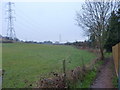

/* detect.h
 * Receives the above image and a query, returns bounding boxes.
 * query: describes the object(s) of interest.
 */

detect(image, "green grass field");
[2,43,96,88]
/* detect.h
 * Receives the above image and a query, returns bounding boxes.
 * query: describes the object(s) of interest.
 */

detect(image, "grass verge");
[105,52,118,88]
[112,75,118,88]
[69,60,103,88]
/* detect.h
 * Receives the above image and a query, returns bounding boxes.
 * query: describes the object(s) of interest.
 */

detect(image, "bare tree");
[76,0,118,60]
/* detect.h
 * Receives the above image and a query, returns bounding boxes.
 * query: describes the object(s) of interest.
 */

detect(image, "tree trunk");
[100,46,104,60]
[98,35,104,60]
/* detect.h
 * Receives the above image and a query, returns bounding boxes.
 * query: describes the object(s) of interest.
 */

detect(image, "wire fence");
[112,42,120,77]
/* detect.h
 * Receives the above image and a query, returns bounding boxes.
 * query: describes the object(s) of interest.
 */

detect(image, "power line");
[15,7,41,30]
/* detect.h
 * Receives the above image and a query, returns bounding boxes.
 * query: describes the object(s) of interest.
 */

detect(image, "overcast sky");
[0,1,88,43]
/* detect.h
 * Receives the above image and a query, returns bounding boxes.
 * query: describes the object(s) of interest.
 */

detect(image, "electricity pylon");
[6,2,16,40]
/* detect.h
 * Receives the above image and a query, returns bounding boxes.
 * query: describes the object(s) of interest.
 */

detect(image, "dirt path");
[91,57,115,88]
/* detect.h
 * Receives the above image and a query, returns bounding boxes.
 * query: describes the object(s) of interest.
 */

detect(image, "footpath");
[91,57,115,88]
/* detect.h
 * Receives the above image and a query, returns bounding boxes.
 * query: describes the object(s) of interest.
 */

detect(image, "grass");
[111,64,118,88]
[69,60,103,88]
[110,58,118,88]
[80,60,103,88]
[104,52,112,58]
[112,75,118,88]
[2,43,96,88]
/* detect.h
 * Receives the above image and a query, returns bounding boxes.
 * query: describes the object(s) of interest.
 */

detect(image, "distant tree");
[76,0,118,60]
[72,41,81,46]
[65,42,71,45]
[14,38,19,42]
[44,41,53,44]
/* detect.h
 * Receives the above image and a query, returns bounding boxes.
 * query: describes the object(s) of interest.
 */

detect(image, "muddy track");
[91,57,115,88]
